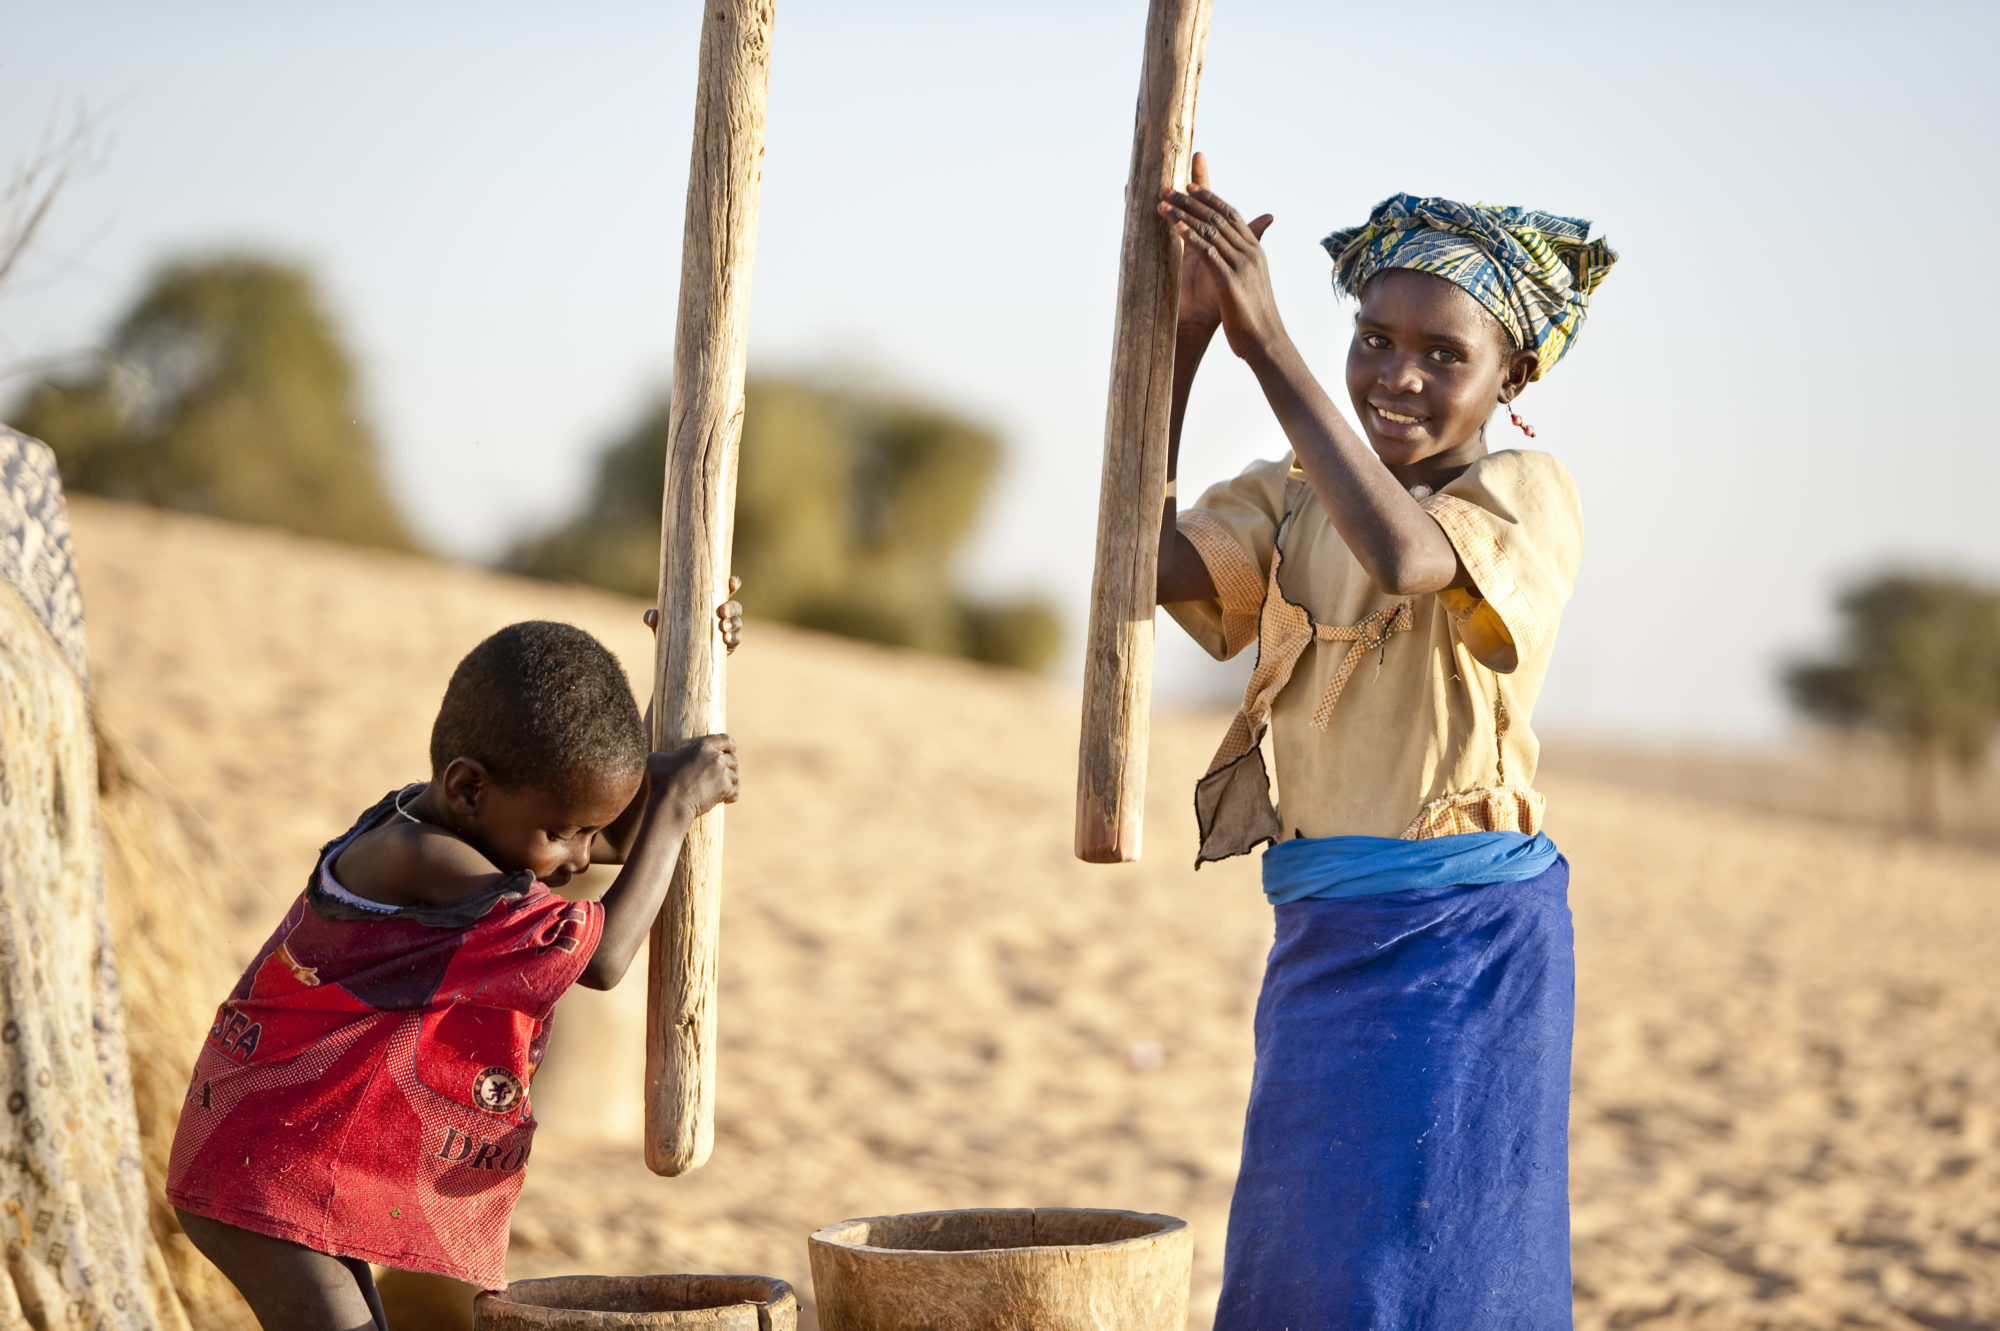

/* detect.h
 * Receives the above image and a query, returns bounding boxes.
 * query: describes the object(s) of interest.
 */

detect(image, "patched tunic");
[1166,448,1582,864]
[165,791,603,1289]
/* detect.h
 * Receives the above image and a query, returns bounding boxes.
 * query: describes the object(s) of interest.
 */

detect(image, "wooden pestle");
[1075,0,1213,863]
[646,0,774,1178]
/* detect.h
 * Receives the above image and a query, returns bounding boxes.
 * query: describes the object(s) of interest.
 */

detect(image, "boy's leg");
[339,1256,390,1331]
[176,1209,388,1331]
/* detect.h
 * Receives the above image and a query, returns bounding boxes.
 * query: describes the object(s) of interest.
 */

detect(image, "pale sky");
[4,0,1996,740]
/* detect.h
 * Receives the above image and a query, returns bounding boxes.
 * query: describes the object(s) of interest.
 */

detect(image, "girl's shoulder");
[1203,451,1303,506]
[1456,447,1577,495]
[1445,449,1582,532]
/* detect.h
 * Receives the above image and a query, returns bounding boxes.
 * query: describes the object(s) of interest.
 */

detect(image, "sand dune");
[69,497,2000,1330]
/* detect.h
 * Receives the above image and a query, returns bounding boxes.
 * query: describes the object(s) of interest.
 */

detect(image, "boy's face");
[1344,269,1536,475]
[461,766,641,888]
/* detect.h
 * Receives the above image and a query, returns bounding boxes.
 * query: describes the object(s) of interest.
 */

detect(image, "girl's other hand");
[641,575,744,655]
[1158,159,1278,362]
[652,734,739,820]
[1172,152,1231,335]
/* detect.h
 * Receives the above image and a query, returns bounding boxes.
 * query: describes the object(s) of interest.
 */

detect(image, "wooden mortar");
[808,1207,1192,1331]
[473,1274,796,1331]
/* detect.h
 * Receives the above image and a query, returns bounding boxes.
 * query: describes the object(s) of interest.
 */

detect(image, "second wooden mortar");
[472,1274,796,1330]
[808,1207,1191,1331]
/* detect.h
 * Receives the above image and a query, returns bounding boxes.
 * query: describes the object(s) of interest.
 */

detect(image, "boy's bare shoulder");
[331,820,504,908]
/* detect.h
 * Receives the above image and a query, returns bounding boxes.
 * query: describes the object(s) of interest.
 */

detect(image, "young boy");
[168,605,740,1331]
[1154,156,1613,1328]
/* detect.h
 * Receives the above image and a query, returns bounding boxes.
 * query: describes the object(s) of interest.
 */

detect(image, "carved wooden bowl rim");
[477,1272,794,1316]
[808,1206,1188,1257]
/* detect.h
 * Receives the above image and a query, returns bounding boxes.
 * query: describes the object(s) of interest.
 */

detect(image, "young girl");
[1154,156,1614,1329]
[167,605,741,1331]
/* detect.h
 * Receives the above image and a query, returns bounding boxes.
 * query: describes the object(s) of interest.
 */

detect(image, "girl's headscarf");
[1321,195,1616,379]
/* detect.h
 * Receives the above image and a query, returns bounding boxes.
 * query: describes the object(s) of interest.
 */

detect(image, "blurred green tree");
[1784,572,2000,830]
[8,256,414,550]
[507,378,1061,671]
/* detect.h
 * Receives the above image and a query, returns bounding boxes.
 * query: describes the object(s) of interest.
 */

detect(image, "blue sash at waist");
[1261,829,1560,904]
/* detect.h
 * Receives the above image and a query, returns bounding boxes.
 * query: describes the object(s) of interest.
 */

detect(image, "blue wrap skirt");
[1215,855,1574,1330]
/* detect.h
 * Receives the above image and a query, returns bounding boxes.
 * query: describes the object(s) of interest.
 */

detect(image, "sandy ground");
[1543,741,2000,850]
[68,497,2000,1330]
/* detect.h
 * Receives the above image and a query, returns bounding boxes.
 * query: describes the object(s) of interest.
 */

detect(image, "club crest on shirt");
[276,943,320,986]
[472,1067,523,1114]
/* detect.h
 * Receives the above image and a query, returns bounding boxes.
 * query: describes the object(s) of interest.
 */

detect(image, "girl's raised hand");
[1172,153,1235,334]
[1158,160,1278,363]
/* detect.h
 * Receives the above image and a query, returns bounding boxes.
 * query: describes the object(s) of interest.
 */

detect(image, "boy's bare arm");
[588,767,652,866]
[577,735,739,990]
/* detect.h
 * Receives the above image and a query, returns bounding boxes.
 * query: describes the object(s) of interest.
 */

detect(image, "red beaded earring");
[1506,402,1535,438]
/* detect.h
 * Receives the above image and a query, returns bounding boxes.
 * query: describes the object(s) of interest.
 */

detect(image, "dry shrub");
[506,377,1063,671]
[93,713,259,1331]
[13,257,417,554]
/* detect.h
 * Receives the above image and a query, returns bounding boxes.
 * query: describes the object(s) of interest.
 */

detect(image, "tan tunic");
[1166,448,1582,864]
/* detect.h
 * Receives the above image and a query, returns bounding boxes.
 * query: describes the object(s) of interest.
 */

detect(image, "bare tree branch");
[0,102,110,298]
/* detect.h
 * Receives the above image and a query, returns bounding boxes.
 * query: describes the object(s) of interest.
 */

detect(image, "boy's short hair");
[430,621,647,797]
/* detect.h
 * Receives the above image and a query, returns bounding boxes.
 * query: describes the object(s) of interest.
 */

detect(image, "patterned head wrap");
[1321,195,1616,379]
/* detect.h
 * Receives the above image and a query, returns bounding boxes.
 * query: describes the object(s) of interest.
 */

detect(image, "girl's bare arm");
[1157,321,1222,604]
[1156,153,1241,606]
[1156,185,1464,597]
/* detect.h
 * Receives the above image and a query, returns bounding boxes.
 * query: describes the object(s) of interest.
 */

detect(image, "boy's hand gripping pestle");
[647,0,773,1178]
[1076,0,1213,863]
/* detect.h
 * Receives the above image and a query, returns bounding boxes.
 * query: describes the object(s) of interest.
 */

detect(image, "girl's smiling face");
[1345,269,1538,478]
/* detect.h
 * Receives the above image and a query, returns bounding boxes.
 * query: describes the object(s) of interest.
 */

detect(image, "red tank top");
[166,791,603,1288]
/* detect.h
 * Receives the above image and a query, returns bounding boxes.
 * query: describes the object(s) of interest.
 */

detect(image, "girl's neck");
[1390,430,1487,494]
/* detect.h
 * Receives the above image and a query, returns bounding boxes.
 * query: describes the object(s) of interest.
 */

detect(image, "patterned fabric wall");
[0,428,187,1329]
[0,429,89,692]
